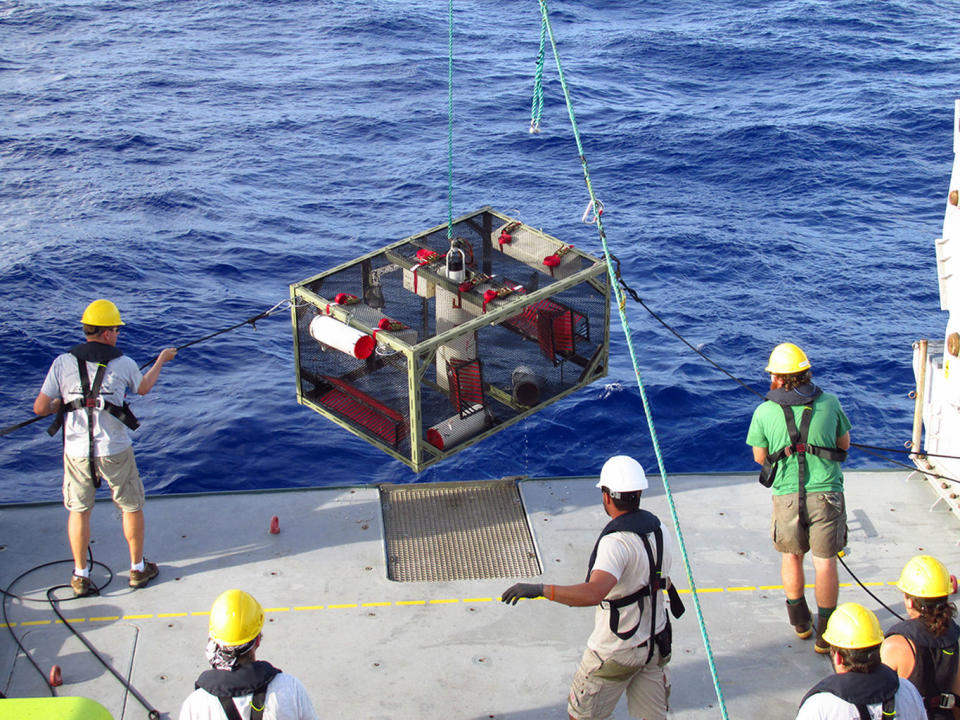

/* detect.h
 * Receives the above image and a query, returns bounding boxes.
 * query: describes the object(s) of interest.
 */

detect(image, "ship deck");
[1,469,957,719]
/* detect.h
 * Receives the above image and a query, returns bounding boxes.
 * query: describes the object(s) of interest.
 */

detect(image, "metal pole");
[911,339,929,467]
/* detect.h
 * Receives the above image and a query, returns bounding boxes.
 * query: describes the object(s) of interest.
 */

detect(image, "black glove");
[500,583,544,605]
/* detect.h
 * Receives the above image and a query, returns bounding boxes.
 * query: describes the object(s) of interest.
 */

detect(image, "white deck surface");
[1,470,958,719]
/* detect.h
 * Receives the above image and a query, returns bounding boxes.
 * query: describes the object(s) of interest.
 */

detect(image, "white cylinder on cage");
[426,405,490,450]
[309,315,375,360]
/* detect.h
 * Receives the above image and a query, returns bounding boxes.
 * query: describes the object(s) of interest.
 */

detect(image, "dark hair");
[601,488,641,512]
[834,644,881,673]
[907,594,957,637]
[774,370,812,391]
[83,324,107,337]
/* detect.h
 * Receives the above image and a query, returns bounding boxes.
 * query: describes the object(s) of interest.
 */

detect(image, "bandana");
[205,636,259,670]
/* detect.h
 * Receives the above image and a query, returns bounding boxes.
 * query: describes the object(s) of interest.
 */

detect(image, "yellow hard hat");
[820,602,884,649]
[896,555,952,598]
[765,342,810,374]
[80,299,124,327]
[208,589,264,647]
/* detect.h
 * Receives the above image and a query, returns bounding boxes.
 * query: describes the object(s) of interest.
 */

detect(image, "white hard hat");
[597,455,648,493]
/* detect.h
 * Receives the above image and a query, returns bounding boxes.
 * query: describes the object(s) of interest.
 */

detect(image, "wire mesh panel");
[380,479,542,582]
[290,207,610,472]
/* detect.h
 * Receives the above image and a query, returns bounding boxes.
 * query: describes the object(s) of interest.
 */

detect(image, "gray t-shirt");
[587,523,674,655]
[41,352,143,457]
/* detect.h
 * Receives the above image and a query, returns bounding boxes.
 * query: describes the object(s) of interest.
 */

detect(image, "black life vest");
[886,617,960,718]
[46,343,139,488]
[586,510,685,662]
[799,664,900,720]
[195,660,282,720]
[758,384,847,495]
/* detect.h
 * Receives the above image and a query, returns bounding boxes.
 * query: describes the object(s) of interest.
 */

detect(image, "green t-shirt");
[746,392,851,495]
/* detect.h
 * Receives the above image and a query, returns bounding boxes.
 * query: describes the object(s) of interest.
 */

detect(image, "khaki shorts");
[567,644,669,720]
[771,491,846,558]
[63,447,145,514]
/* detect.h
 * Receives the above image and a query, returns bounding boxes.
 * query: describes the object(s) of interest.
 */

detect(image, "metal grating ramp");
[380,479,542,582]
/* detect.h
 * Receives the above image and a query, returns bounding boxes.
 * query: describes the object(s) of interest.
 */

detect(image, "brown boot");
[814,612,832,654]
[786,598,813,639]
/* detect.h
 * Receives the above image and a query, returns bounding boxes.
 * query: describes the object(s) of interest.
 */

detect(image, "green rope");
[535,1,729,717]
[530,15,546,133]
[447,0,454,240]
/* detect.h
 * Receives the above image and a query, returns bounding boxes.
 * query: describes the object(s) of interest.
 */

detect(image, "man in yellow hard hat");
[33,299,177,596]
[796,602,926,718]
[179,589,319,720]
[881,555,960,718]
[747,342,851,653]
[500,456,684,720]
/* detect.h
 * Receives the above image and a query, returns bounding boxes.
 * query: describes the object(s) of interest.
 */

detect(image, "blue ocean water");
[1,0,957,504]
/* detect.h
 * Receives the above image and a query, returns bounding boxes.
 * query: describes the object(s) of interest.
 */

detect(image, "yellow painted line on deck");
[1,580,907,628]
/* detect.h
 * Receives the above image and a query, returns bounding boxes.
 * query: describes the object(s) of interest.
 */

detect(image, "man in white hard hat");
[33,299,177,596]
[747,342,851,654]
[500,455,683,720]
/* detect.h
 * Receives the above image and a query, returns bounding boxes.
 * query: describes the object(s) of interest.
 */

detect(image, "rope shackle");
[582,199,604,224]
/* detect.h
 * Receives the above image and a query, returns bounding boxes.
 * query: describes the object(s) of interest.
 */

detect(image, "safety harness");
[799,664,899,720]
[46,342,139,488]
[586,510,685,663]
[758,385,847,499]
[886,617,960,718]
[194,660,281,720]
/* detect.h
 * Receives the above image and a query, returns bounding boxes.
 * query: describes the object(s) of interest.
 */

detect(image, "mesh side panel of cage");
[295,288,412,452]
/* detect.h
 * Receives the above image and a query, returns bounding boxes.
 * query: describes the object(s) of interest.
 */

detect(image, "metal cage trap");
[289,207,611,472]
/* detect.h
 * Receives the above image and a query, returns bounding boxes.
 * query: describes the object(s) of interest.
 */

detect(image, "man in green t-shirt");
[747,342,851,654]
